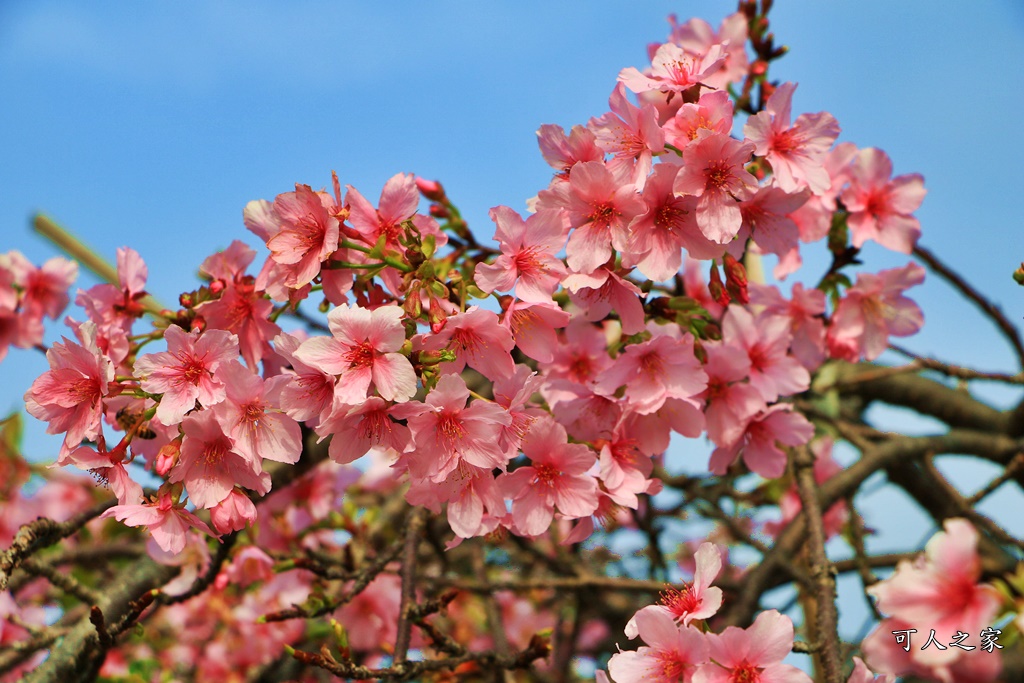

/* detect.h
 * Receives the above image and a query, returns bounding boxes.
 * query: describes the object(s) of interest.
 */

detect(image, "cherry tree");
[1,2,1022,682]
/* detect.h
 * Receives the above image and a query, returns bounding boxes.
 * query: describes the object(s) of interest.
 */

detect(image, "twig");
[0,499,116,591]
[919,457,1024,553]
[262,538,404,623]
[844,500,883,622]
[913,243,1024,369]
[157,531,239,606]
[428,575,685,594]
[888,344,1024,384]
[966,451,1024,505]
[19,558,101,604]
[288,634,551,682]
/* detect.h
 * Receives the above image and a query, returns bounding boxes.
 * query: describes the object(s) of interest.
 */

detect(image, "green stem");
[339,239,372,254]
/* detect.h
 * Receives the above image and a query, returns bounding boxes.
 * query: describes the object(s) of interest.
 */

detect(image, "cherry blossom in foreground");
[133,325,239,426]
[295,303,417,404]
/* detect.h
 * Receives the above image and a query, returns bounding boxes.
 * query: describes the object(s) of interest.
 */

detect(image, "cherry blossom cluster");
[602,524,1011,683]
[5,4,997,682]
[599,542,902,683]
[13,5,932,557]
[0,251,77,361]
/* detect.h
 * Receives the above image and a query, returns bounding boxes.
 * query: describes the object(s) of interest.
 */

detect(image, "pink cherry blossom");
[294,303,416,404]
[25,323,113,451]
[539,318,613,387]
[101,492,217,555]
[619,42,726,96]
[492,364,545,458]
[418,306,515,381]
[563,266,646,335]
[709,404,814,479]
[739,185,810,259]
[263,183,341,288]
[596,423,659,509]
[827,262,925,362]
[213,360,302,464]
[133,325,239,425]
[787,141,859,243]
[474,206,567,303]
[749,283,827,371]
[847,657,896,683]
[273,332,336,424]
[196,240,280,369]
[588,83,665,190]
[744,82,841,195]
[626,542,724,635]
[841,147,926,254]
[721,306,810,403]
[694,609,812,683]
[539,159,645,274]
[0,304,43,363]
[668,12,748,90]
[315,396,410,464]
[673,132,758,243]
[210,489,259,535]
[542,381,622,443]
[347,172,446,254]
[609,607,709,683]
[69,247,149,366]
[407,464,507,540]
[627,164,725,282]
[536,123,603,178]
[64,443,143,506]
[663,90,734,152]
[500,417,598,537]
[396,373,511,484]
[502,300,571,365]
[595,332,707,415]
[173,409,270,509]
[861,616,1002,683]
[4,252,78,320]
[624,397,705,457]
[867,518,1002,668]
[699,341,765,448]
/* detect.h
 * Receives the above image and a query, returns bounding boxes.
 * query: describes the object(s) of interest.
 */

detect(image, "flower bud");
[154,438,182,477]
[415,177,446,201]
[708,263,730,307]
[723,254,749,304]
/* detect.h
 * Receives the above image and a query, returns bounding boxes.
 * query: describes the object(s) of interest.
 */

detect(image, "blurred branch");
[913,243,1024,369]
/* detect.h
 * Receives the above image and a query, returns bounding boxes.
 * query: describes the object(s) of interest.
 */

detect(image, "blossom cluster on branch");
[1,2,1022,682]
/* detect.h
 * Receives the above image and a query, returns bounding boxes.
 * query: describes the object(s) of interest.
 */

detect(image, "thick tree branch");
[794,446,842,683]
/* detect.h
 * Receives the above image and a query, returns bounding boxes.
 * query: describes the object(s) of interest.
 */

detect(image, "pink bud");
[723,254,749,304]
[415,177,445,201]
[154,439,181,477]
[709,263,730,307]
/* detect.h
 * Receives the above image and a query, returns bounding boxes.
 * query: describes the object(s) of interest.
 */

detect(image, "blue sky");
[2,0,1023,656]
